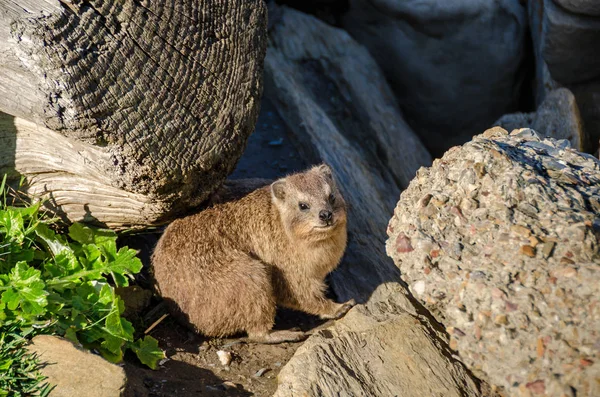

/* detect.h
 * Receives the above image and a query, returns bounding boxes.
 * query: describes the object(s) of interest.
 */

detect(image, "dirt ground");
[121,99,321,396]
[123,307,331,397]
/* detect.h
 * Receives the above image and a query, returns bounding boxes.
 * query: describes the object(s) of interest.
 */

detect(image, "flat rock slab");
[274,284,482,397]
[387,127,600,396]
[26,335,126,397]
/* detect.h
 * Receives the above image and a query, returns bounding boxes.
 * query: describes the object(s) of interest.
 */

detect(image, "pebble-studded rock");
[386,127,600,397]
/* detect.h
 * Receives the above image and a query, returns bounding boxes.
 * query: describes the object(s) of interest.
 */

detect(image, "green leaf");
[35,223,72,256]
[98,283,114,305]
[104,308,134,342]
[130,336,164,370]
[98,345,123,363]
[101,333,124,355]
[2,262,48,316]
[69,223,117,248]
[0,210,24,242]
[64,327,79,344]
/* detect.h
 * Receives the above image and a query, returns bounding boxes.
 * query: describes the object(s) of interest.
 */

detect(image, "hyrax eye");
[299,202,310,211]
[328,194,335,204]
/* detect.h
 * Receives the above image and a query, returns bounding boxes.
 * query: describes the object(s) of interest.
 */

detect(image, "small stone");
[537,338,545,358]
[529,236,539,247]
[560,257,575,265]
[542,242,555,259]
[449,337,459,351]
[519,245,536,257]
[474,162,486,178]
[494,315,508,325]
[511,225,532,237]
[412,280,426,295]
[418,193,433,208]
[217,350,232,366]
[222,381,237,390]
[525,380,545,395]
[254,368,269,378]
[268,137,283,146]
[396,233,414,253]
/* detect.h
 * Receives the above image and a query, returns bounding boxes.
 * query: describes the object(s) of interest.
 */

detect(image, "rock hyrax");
[151,164,354,343]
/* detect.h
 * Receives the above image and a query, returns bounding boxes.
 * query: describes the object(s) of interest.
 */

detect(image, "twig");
[144,313,169,334]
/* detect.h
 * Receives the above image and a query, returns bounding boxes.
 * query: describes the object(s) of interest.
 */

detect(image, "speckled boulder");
[386,127,600,396]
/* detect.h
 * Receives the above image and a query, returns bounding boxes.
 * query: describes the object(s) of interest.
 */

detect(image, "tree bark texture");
[0,0,267,228]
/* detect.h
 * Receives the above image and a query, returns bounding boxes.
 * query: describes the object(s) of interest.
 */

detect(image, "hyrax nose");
[319,210,333,222]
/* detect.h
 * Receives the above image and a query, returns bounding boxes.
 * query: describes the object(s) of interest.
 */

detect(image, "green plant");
[0,325,53,396]
[0,175,164,370]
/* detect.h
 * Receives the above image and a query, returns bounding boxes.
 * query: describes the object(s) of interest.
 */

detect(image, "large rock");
[494,88,587,151]
[554,0,600,16]
[529,0,600,152]
[266,5,431,192]
[275,284,483,397]
[539,0,600,85]
[341,0,527,156]
[26,335,127,397]
[387,127,600,396]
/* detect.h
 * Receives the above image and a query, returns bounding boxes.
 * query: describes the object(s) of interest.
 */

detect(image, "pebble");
[254,368,269,378]
[519,245,536,257]
[217,350,232,366]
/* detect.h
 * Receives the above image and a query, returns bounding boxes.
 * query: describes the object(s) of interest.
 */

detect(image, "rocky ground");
[123,308,328,397]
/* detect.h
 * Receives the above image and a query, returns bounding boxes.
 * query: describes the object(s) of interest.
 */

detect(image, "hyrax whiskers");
[151,164,355,343]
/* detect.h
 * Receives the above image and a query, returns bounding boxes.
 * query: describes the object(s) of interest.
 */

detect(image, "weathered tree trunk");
[0,0,267,228]
[264,7,485,396]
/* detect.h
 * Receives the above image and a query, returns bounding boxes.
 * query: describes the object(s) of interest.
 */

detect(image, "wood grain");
[0,0,267,227]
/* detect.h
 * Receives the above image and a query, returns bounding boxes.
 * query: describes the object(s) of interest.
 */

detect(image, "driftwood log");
[0,0,267,228]
[263,7,487,396]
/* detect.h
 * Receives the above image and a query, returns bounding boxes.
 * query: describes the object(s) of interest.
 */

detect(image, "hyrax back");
[151,164,354,343]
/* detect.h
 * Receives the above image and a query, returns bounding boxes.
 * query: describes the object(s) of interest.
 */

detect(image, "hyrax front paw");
[319,299,356,320]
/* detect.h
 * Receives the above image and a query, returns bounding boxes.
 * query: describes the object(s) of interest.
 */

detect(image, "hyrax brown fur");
[151,164,355,343]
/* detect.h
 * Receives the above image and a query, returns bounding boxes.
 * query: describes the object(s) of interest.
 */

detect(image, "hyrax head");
[270,164,347,241]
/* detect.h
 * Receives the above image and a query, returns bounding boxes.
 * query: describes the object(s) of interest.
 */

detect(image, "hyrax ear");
[271,179,286,202]
[315,163,333,179]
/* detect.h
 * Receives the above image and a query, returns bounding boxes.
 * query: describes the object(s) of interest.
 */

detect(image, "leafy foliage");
[0,176,164,373]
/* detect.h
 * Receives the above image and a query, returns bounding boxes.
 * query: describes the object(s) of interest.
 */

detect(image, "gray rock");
[494,88,587,151]
[387,127,600,396]
[265,6,432,192]
[528,0,600,152]
[554,0,600,17]
[274,284,482,397]
[341,0,527,156]
[541,0,600,84]
[570,80,600,153]
[26,335,127,397]
[533,88,587,150]
[494,112,535,135]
